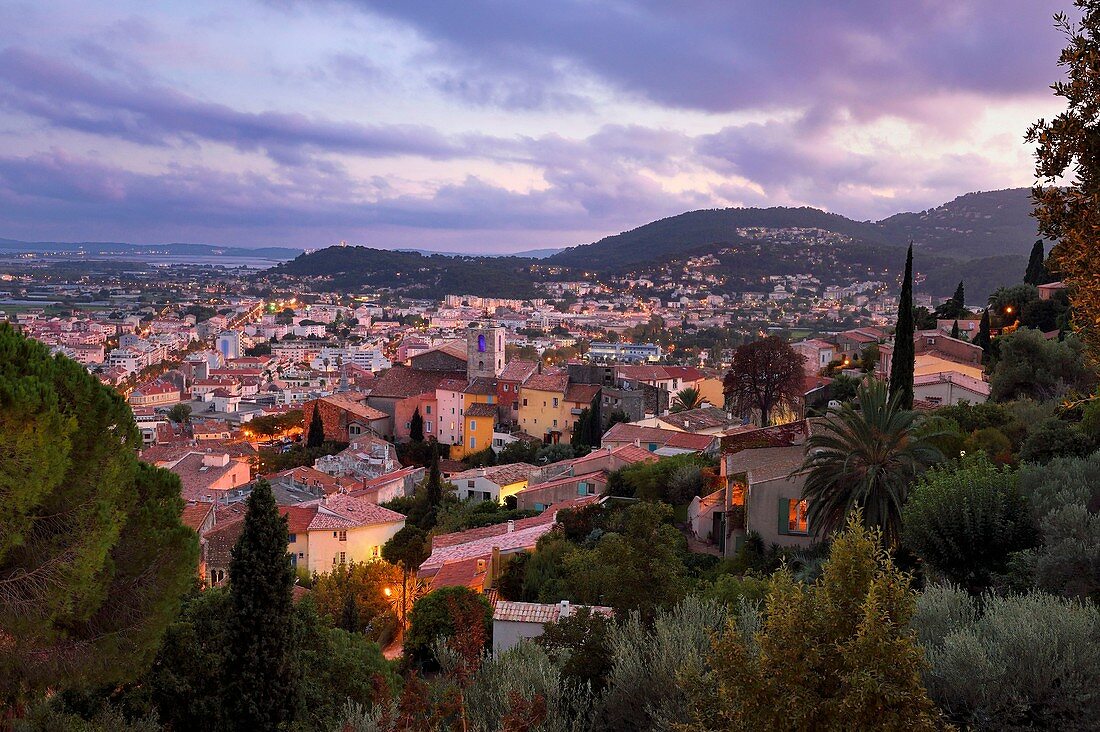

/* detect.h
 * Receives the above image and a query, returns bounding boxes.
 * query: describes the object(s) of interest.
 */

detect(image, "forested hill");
[546,188,1042,272]
[263,246,541,299]
[545,206,887,271]
[875,188,1040,258]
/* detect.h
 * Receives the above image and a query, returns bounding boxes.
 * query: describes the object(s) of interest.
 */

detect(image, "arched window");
[478,334,486,352]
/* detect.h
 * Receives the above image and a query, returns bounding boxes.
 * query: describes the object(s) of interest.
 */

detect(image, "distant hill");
[876,189,1041,258]
[269,189,1039,301]
[546,189,1041,272]
[546,206,888,271]
[264,246,541,299]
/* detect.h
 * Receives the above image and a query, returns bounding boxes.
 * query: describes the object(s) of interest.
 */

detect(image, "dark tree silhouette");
[723,337,804,426]
[889,244,915,410]
[409,406,424,442]
[223,479,297,731]
[1024,240,1052,285]
[306,405,325,448]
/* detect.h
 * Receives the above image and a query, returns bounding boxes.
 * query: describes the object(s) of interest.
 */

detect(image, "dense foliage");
[0,324,198,704]
[800,379,943,545]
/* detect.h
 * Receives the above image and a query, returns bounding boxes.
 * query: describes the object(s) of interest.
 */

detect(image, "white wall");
[306,519,404,574]
[492,620,545,656]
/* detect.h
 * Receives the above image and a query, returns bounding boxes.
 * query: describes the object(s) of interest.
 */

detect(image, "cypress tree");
[409,406,424,442]
[952,281,965,311]
[223,479,297,731]
[974,308,992,359]
[950,320,960,339]
[425,442,442,507]
[889,244,915,410]
[1024,240,1049,285]
[306,404,325,448]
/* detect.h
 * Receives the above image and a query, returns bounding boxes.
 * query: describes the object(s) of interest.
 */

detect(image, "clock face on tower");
[478,334,486,352]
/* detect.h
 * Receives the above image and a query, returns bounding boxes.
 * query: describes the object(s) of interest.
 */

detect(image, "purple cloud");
[347,1,1066,117]
[0,48,465,160]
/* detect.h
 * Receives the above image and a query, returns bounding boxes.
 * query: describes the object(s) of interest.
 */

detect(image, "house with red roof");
[515,443,658,510]
[600,422,720,456]
[203,493,406,582]
[418,496,600,592]
[304,394,390,443]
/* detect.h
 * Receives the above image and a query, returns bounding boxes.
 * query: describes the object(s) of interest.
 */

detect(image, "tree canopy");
[0,323,198,704]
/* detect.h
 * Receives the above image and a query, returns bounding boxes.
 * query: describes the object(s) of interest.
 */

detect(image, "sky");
[0,0,1071,253]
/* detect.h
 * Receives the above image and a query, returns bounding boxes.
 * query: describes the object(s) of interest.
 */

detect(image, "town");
[4,0,1100,730]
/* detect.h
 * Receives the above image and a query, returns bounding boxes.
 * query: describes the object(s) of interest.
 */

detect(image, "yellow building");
[519,372,570,443]
[451,377,499,458]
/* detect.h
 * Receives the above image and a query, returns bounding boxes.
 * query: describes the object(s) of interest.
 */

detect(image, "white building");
[492,600,613,655]
[216,331,242,361]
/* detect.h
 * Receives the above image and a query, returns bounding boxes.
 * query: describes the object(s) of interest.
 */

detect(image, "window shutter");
[777,498,790,535]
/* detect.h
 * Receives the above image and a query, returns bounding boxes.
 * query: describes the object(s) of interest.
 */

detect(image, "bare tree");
[723,337,804,426]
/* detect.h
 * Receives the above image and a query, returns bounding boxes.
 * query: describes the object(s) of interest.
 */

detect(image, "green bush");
[404,586,492,668]
[1019,418,1094,465]
[914,585,1100,730]
[902,455,1036,592]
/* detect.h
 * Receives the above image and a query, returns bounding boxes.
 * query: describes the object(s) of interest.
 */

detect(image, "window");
[470,436,476,448]
[338,530,348,542]
[338,551,347,564]
[553,397,559,407]
[470,420,476,432]
[425,405,432,414]
[404,422,410,430]
[349,424,361,436]
[372,545,380,558]
[288,533,297,543]
[467,480,476,488]
[478,334,487,352]
[578,482,589,496]
[522,398,528,407]
[487,395,494,404]
[426,420,433,432]
[298,551,304,558]
[553,419,558,427]
[787,499,809,534]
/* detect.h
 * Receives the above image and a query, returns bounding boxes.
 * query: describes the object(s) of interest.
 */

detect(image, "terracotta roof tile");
[449,462,538,486]
[464,402,498,418]
[493,600,613,623]
[370,366,467,399]
[498,360,539,383]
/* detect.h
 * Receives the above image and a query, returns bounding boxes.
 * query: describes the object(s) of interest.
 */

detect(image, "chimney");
[559,600,571,619]
[203,452,230,468]
[507,520,515,533]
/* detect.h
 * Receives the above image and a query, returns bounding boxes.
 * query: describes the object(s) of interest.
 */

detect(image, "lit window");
[788,499,809,534]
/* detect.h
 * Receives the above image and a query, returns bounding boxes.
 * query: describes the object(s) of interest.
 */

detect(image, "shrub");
[404,586,491,668]
[902,455,1036,592]
[1019,418,1094,465]
[914,585,1100,730]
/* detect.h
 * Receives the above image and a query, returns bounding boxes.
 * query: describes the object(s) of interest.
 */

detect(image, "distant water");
[2,253,291,269]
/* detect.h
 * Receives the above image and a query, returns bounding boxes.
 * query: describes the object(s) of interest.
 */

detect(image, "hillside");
[263,246,541,299]
[546,206,888,271]
[260,189,1040,300]
[876,188,1040,258]
[546,188,1041,272]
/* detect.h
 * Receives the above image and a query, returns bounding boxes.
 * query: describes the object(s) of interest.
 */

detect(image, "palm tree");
[798,379,943,546]
[671,386,704,413]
